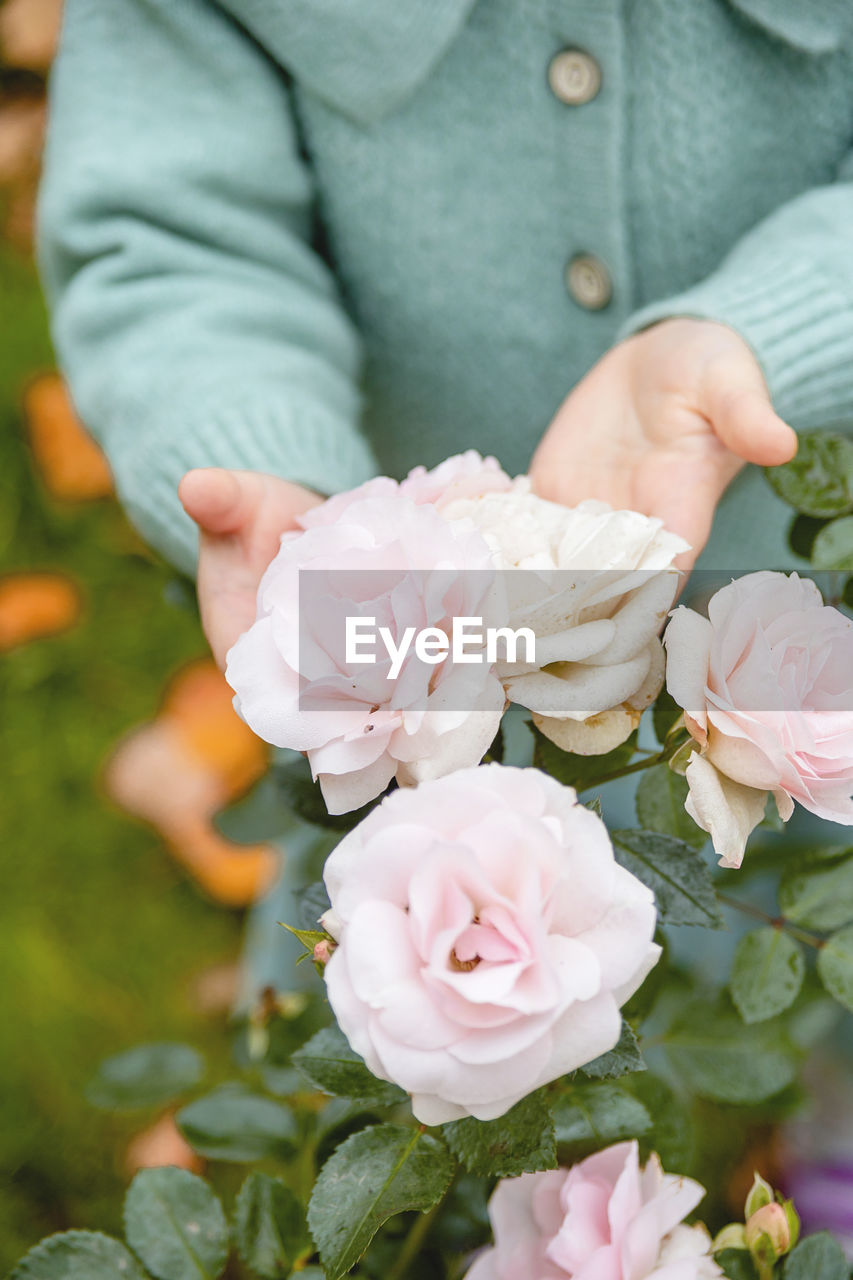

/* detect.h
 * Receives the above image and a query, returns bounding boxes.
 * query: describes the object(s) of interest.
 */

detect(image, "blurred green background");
[0,12,248,1267]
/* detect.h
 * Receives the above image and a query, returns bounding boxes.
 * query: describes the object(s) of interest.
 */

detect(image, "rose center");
[449,948,481,972]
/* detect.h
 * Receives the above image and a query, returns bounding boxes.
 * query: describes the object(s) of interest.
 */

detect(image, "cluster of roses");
[226,453,853,1280]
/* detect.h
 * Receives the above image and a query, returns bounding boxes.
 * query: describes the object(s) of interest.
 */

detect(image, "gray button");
[566,254,612,310]
[548,49,602,106]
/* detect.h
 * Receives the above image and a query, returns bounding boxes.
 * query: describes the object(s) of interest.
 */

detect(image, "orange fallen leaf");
[24,374,113,500]
[125,1112,205,1176]
[0,572,81,650]
[104,660,278,908]
[0,0,63,71]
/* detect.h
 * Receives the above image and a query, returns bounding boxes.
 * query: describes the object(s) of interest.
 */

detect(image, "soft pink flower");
[296,451,511,530]
[225,490,504,814]
[466,1141,722,1280]
[399,450,513,509]
[665,572,853,867]
[321,765,660,1124]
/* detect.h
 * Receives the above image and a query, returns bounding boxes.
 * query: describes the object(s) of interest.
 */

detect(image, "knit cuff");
[620,255,853,430]
[113,394,378,576]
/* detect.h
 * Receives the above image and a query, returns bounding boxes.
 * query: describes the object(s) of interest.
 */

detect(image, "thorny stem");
[716,892,826,950]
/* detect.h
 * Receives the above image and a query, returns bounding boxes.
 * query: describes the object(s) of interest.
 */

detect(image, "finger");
[179,468,263,536]
[702,371,797,468]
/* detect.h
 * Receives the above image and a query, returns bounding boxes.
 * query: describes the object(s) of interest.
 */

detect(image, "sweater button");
[566,254,612,310]
[548,49,602,106]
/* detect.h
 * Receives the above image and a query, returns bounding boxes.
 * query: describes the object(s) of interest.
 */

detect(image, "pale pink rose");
[296,452,511,530]
[321,765,660,1124]
[466,1141,722,1280]
[399,450,513,509]
[225,490,504,814]
[665,571,853,868]
[444,482,689,755]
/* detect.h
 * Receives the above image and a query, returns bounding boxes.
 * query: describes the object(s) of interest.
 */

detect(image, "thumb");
[701,357,797,467]
[178,468,263,536]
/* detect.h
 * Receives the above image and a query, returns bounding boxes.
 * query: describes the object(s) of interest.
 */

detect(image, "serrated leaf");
[663,999,799,1103]
[811,515,853,570]
[442,1091,556,1177]
[308,1124,454,1280]
[716,1248,759,1280]
[780,847,853,931]
[10,1231,148,1280]
[784,1232,849,1280]
[530,724,638,791]
[730,928,805,1024]
[788,514,830,562]
[233,1173,310,1280]
[612,830,723,928]
[766,431,853,517]
[177,1084,297,1161]
[553,1083,651,1157]
[292,1025,407,1108]
[635,767,706,850]
[86,1042,205,1111]
[626,1074,693,1172]
[295,881,332,931]
[124,1168,228,1280]
[579,1020,646,1080]
[817,923,853,1012]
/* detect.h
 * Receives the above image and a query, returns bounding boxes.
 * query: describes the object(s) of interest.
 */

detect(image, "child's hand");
[179,468,321,667]
[529,318,797,570]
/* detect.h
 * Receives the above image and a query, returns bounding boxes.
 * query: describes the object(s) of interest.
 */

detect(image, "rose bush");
[445,481,688,754]
[665,571,853,867]
[320,764,660,1123]
[466,1141,721,1280]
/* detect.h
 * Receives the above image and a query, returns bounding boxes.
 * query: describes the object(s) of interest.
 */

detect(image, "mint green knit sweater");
[38,0,853,576]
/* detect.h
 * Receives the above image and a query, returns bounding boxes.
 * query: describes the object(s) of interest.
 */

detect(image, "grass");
[0,244,242,1270]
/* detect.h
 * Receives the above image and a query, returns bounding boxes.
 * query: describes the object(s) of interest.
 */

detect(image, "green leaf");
[233,1173,310,1280]
[308,1124,454,1280]
[784,1232,849,1280]
[663,999,799,1103]
[292,1025,407,1108]
[780,847,853,931]
[177,1084,297,1162]
[716,1249,759,1280]
[295,880,332,931]
[530,724,638,791]
[124,1168,229,1280]
[10,1231,148,1280]
[651,686,683,746]
[766,431,853,517]
[86,1042,205,1111]
[626,1073,693,1172]
[442,1091,556,1177]
[553,1083,651,1157]
[811,515,853,570]
[612,830,723,928]
[787,514,831,562]
[730,928,805,1024]
[817,923,853,1012]
[579,1020,646,1080]
[635,767,706,850]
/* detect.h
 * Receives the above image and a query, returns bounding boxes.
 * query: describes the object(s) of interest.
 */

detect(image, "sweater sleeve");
[620,175,853,433]
[37,0,378,574]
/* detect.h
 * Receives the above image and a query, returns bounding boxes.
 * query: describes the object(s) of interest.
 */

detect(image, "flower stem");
[716,892,825,950]
[578,732,690,791]
[387,1194,447,1280]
